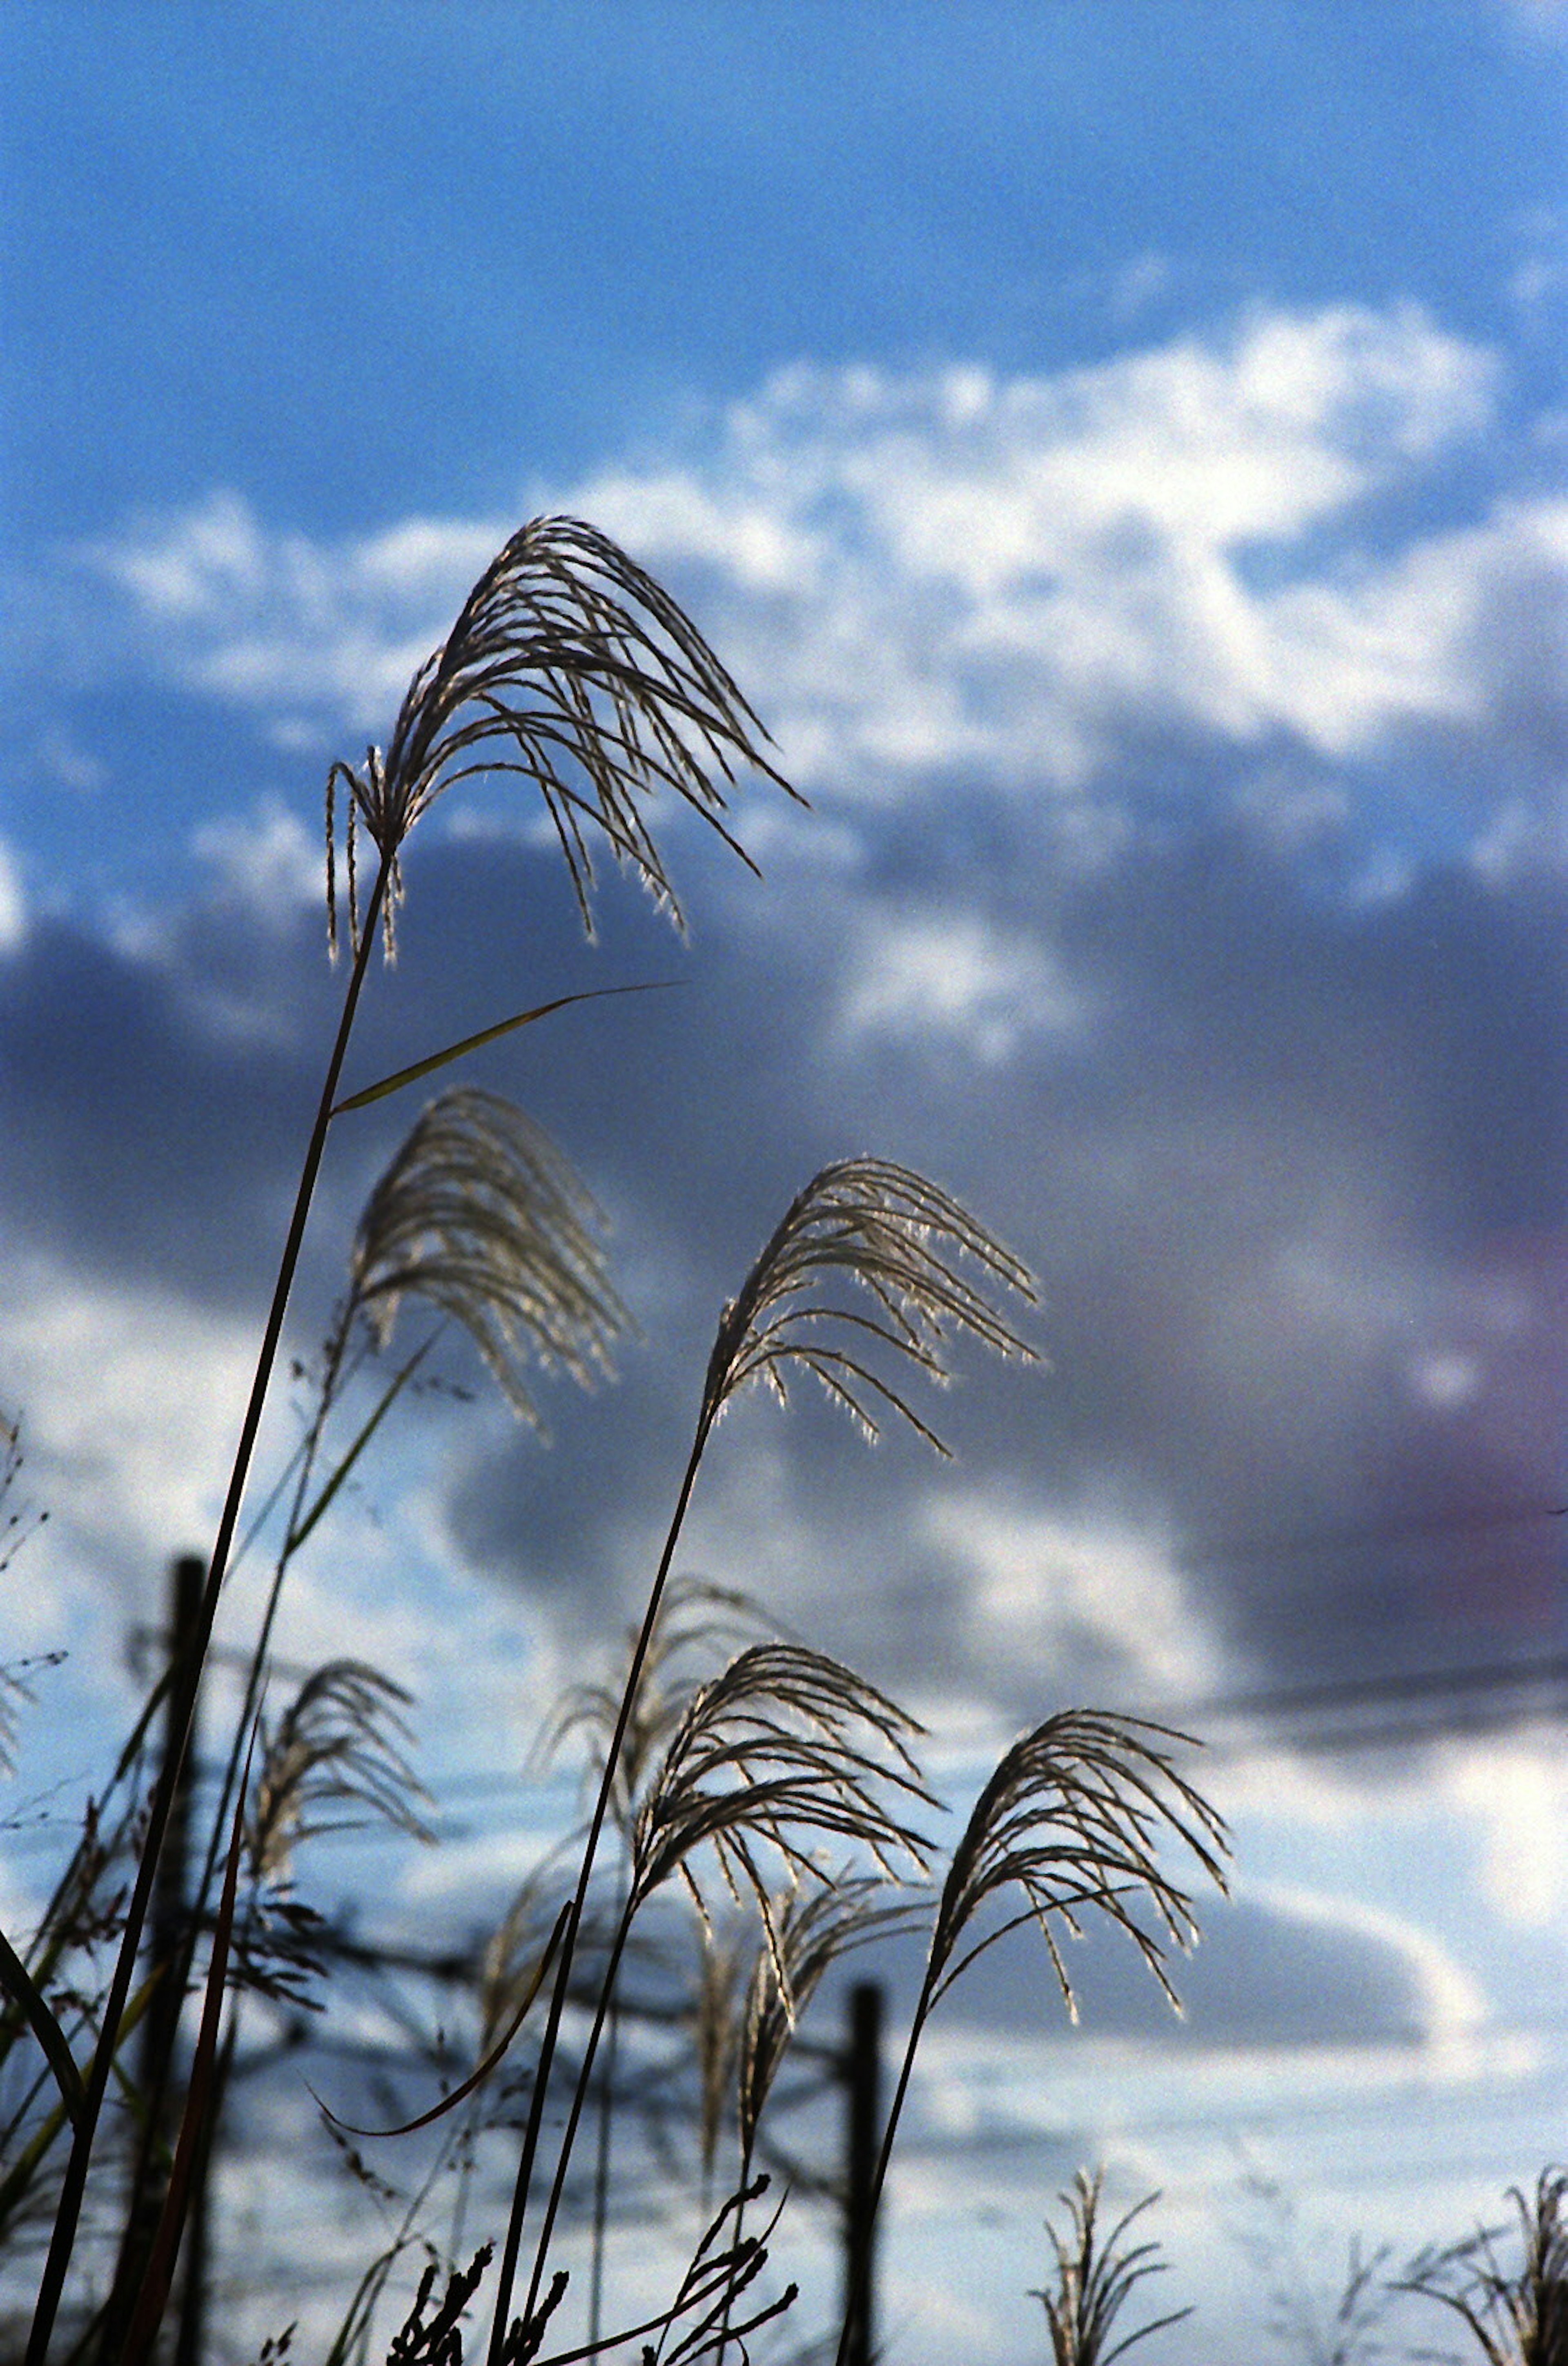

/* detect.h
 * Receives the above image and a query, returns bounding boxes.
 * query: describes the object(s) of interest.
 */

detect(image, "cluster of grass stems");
[0,523,1556,2365]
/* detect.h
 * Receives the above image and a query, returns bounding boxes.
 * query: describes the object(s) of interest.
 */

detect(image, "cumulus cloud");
[87,489,504,737]
[191,794,324,929]
[8,301,1562,1784]
[835,906,1090,1063]
[0,1248,257,1631]
[1443,1730,1568,1927]
[78,303,1561,847]
[0,838,25,956]
[569,305,1546,804]
[922,1490,1219,1700]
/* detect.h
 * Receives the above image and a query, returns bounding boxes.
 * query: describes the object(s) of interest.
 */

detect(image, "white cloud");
[192,794,322,925]
[574,305,1516,797]
[0,838,26,955]
[1108,250,1175,321]
[88,490,503,733]
[1442,1731,1568,1928]
[0,1249,258,1622]
[81,303,1557,841]
[924,1490,1220,1699]
[837,906,1089,1063]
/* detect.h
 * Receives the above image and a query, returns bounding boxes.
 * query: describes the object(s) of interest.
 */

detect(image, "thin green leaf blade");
[314,1898,570,2139]
[0,1928,82,2129]
[285,1339,432,1557]
[330,982,677,1116]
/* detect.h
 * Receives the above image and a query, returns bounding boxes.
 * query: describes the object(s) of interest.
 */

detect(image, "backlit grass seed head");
[546,1577,781,1834]
[246,1661,434,1883]
[737,1875,919,2165]
[1402,2167,1568,2366]
[703,1157,1039,1452]
[325,513,797,956]
[629,1644,935,1956]
[348,1086,628,1433]
[695,1923,749,2188]
[1034,2172,1189,2366]
[928,1711,1229,2022]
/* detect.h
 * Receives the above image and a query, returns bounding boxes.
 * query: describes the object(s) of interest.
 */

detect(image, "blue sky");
[1,6,1566,2359]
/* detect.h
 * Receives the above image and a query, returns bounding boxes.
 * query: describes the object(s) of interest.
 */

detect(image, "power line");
[1176,1648,1568,1725]
[1177,1498,1566,1566]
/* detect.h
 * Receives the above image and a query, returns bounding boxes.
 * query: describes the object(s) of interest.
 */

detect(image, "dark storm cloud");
[1,749,1561,1711]
[432,799,1567,1706]
[0,905,331,1310]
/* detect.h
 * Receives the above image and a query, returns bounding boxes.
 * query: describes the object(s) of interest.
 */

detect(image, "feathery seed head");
[246,1661,433,1883]
[928,1710,1229,2022]
[737,1875,920,2165]
[1401,2166,1568,2366]
[348,1086,628,1432]
[695,1923,750,2186]
[702,1156,1039,1451]
[546,1577,780,1831]
[628,1643,934,1939]
[1033,2172,1188,2366]
[324,514,797,956]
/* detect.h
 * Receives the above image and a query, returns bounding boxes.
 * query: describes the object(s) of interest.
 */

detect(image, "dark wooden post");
[842,1978,883,2366]
[101,1554,206,2363]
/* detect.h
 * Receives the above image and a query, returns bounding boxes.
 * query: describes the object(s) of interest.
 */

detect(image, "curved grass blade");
[315,1900,570,2140]
[0,1969,163,2239]
[330,981,679,1117]
[0,1929,83,2131]
[284,1340,431,1558]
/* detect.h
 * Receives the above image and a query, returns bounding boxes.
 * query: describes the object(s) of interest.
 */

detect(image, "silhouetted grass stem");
[27,852,392,2363]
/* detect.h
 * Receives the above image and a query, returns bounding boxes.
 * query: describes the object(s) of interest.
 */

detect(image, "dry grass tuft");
[737,1876,916,2169]
[325,514,797,954]
[629,1645,934,1952]
[1033,2170,1188,2366]
[349,1087,628,1432]
[247,1661,434,1883]
[927,1711,1229,2020]
[545,1579,780,1834]
[1403,2168,1568,2366]
[702,1157,1038,1453]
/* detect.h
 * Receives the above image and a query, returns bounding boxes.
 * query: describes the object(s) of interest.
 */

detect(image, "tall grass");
[1,514,1245,2361]
[1401,2170,1568,2366]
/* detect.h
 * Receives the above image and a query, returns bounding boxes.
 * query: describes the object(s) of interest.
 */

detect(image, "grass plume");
[1033,2171,1189,2366]
[703,1156,1039,1451]
[326,513,797,952]
[349,1087,629,1431]
[246,1661,435,1883]
[1402,2168,1568,2366]
[925,1710,1228,2017]
[627,1644,933,1931]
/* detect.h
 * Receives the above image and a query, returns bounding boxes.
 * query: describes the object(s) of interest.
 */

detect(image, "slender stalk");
[98,1331,365,2352]
[585,1901,624,2351]
[523,1907,636,2329]
[486,1415,713,2364]
[28,855,391,2364]
[193,1321,431,1925]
